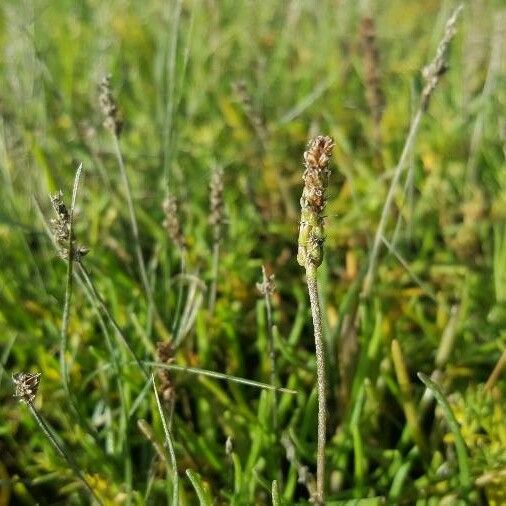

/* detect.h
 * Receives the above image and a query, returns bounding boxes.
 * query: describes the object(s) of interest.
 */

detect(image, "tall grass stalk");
[152,375,179,505]
[258,265,278,431]
[27,403,101,503]
[417,372,471,493]
[59,163,82,396]
[111,134,153,308]
[99,76,169,341]
[362,5,463,297]
[391,339,427,458]
[76,260,149,379]
[297,135,334,504]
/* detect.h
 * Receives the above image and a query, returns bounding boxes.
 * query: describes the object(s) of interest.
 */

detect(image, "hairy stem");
[305,263,327,504]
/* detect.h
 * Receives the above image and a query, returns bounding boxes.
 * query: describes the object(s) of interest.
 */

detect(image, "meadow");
[1,0,506,504]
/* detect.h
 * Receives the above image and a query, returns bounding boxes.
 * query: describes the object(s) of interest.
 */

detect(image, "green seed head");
[297,135,334,268]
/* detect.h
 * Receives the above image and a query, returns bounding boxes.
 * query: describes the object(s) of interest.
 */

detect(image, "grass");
[1,0,506,504]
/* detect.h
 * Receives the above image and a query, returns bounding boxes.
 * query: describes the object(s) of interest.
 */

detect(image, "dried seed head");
[98,75,123,137]
[359,16,385,131]
[12,372,41,404]
[156,341,175,403]
[297,136,334,268]
[256,265,276,296]
[50,191,88,260]
[232,80,267,140]
[421,5,463,110]
[209,166,225,242]
[162,194,185,250]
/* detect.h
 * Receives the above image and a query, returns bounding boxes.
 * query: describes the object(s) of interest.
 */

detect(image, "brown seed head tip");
[98,74,123,136]
[13,372,41,404]
[162,194,185,249]
[304,136,335,173]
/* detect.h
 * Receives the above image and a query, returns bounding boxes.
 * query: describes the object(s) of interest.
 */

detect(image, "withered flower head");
[256,265,276,296]
[162,194,186,250]
[98,75,123,137]
[209,166,225,242]
[13,372,41,404]
[421,5,463,110]
[297,136,334,268]
[156,341,175,404]
[50,191,88,260]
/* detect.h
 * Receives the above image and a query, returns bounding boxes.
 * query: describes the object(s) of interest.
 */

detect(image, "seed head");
[297,136,334,268]
[421,5,463,110]
[256,265,276,296]
[209,166,225,243]
[13,372,41,404]
[162,194,185,250]
[156,341,174,403]
[360,16,385,130]
[98,75,123,137]
[50,191,88,260]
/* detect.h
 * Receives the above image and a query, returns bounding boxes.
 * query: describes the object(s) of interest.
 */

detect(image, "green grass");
[1,0,506,504]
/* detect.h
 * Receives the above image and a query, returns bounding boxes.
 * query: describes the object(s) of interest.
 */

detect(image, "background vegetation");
[1,0,506,504]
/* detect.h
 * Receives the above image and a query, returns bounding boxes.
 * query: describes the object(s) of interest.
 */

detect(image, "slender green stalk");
[77,260,149,379]
[60,163,83,394]
[305,263,327,502]
[111,134,152,306]
[186,469,213,506]
[417,372,471,492]
[271,480,280,506]
[152,375,179,505]
[391,339,427,458]
[208,240,220,314]
[259,265,278,432]
[26,402,101,504]
[362,5,463,297]
[142,361,297,394]
[297,136,334,504]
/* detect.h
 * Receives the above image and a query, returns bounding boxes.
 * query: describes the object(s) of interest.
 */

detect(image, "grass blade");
[186,469,213,506]
[417,372,471,491]
[151,374,179,505]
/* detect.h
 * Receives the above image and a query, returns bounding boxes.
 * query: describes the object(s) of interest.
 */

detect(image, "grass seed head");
[98,74,123,137]
[360,16,385,128]
[12,372,41,404]
[50,191,88,260]
[297,135,334,268]
[421,5,463,110]
[209,166,225,242]
[162,194,186,250]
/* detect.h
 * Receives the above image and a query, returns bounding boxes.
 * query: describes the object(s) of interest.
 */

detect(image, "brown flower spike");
[13,372,41,404]
[99,75,123,137]
[297,136,335,268]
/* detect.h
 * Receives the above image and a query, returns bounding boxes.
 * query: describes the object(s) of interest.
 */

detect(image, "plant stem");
[77,260,149,379]
[27,402,102,504]
[111,134,152,303]
[208,240,220,315]
[362,107,423,298]
[152,375,179,505]
[305,263,326,504]
[391,339,428,459]
[60,163,83,394]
